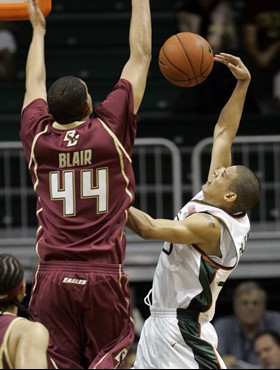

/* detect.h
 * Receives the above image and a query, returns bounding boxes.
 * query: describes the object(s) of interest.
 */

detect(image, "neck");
[53,119,87,130]
[0,306,18,316]
[242,322,259,339]
[202,197,234,214]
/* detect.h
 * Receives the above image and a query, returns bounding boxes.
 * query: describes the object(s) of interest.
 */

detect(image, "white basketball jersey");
[151,191,250,323]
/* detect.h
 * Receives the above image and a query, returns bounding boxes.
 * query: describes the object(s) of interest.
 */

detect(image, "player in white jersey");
[127,53,261,369]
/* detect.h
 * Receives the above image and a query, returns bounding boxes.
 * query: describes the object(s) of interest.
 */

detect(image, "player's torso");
[30,119,135,263]
[151,193,250,322]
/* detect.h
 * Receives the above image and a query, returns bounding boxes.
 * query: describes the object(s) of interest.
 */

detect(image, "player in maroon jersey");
[0,254,49,369]
[20,0,152,368]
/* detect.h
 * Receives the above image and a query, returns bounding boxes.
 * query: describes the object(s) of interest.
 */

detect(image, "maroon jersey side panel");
[20,79,138,263]
[0,314,18,369]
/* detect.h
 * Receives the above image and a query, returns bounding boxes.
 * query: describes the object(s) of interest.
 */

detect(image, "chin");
[202,184,209,196]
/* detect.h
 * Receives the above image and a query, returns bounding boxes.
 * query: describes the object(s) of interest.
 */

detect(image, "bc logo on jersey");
[64,130,80,147]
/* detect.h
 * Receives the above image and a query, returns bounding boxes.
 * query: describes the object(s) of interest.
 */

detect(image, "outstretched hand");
[27,0,46,31]
[214,53,251,83]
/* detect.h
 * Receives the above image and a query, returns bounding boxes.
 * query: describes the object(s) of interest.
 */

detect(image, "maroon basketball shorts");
[29,261,135,369]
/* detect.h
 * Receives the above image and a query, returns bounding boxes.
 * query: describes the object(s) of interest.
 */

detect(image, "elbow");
[133,40,152,65]
[137,47,152,66]
[142,43,152,61]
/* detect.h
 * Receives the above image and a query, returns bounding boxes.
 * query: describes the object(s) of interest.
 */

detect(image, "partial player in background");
[20,0,151,368]
[127,53,261,369]
[0,254,49,369]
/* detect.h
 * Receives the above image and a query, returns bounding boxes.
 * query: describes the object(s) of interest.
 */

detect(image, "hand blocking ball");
[159,32,214,87]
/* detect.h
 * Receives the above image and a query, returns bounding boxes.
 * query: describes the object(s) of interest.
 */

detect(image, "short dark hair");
[254,331,280,347]
[47,76,88,124]
[229,165,261,213]
[0,254,24,312]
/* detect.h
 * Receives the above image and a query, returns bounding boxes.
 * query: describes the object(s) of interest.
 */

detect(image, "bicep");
[147,213,218,246]
[208,137,232,180]
[22,85,47,112]
[120,57,150,114]
[147,219,199,245]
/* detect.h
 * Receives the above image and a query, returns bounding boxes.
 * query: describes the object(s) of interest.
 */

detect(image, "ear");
[16,279,26,303]
[84,99,92,116]
[224,192,237,203]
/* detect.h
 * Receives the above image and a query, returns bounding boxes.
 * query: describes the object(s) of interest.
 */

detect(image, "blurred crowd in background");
[1,0,279,117]
[174,0,280,116]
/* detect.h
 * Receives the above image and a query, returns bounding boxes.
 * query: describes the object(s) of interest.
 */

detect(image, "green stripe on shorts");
[177,310,220,369]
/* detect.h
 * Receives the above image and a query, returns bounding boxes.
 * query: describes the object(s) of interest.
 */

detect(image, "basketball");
[159,32,214,87]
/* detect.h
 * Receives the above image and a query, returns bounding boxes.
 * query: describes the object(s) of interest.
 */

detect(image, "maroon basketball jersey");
[0,314,23,369]
[20,79,139,263]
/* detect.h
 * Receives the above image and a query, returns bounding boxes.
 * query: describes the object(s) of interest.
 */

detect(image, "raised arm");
[120,0,152,114]
[208,53,251,180]
[22,0,47,112]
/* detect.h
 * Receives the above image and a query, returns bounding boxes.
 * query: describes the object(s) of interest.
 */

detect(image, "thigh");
[30,267,135,369]
[29,270,86,369]
[134,316,226,369]
[85,273,135,369]
[134,316,200,369]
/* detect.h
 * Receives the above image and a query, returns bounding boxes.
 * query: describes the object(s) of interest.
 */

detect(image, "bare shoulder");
[13,319,49,340]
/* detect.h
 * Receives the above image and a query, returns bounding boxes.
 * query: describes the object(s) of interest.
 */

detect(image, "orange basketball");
[159,32,214,87]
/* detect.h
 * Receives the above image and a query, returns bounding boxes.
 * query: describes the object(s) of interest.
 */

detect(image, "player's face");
[255,335,280,369]
[202,166,237,201]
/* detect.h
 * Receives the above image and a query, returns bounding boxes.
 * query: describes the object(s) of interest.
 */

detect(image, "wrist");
[33,27,46,35]
[237,78,250,86]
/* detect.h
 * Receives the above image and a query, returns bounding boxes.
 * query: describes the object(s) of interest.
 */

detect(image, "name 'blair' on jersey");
[58,149,92,168]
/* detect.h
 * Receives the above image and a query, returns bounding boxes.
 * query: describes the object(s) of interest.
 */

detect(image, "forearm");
[208,53,251,175]
[127,207,154,239]
[215,79,250,141]
[129,0,152,60]
[25,29,46,91]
